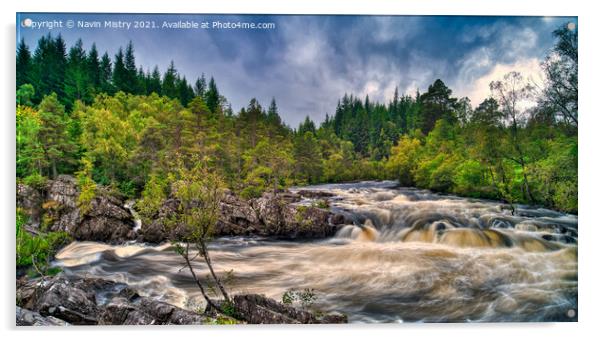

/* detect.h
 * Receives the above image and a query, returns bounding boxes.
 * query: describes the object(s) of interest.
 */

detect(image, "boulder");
[99,297,209,325]
[17,183,45,227]
[17,276,100,325]
[231,294,347,324]
[216,190,261,236]
[296,190,335,199]
[17,276,210,326]
[18,175,137,243]
[16,306,70,326]
[252,192,337,239]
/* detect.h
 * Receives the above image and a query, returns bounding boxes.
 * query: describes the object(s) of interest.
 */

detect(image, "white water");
[55,181,578,323]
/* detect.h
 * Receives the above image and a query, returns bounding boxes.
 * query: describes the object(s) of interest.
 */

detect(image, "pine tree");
[16,38,32,89]
[194,74,206,97]
[87,43,101,90]
[99,52,114,94]
[147,66,162,95]
[205,77,220,113]
[112,48,127,92]
[124,41,138,93]
[162,61,178,98]
[37,93,75,178]
[64,39,90,106]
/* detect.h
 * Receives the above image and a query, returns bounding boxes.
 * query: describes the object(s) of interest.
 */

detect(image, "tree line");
[16,23,577,217]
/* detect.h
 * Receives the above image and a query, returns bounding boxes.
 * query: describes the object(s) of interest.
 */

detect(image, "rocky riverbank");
[16,275,347,325]
[17,175,348,244]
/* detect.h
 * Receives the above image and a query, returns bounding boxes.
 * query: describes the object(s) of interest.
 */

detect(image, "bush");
[16,210,72,274]
[23,173,47,189]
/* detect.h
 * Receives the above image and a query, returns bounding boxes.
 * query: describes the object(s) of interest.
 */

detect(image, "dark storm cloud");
[17,13,575,127]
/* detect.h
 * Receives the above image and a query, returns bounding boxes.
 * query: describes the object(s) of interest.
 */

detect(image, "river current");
[54,181,578,323]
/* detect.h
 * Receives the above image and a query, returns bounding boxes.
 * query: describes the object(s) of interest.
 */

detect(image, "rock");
[72,191,135,242]
[17,183,45,227]
[17,276,211,326]
[19,175,138,243]
[296,190,335,199]
[280,204,336,238]
[16,306,70,326]
[330,213,349,225]
[99,297,209,325]
[252,192,300,229]
[231,294,347,324]
[17,276,100,324]
[215,190,261,236]
[141,189,338,243]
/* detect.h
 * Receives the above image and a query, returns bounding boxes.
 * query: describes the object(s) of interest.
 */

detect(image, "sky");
[17,13,576,127]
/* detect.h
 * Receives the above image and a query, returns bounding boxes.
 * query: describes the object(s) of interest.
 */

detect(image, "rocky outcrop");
[17,276,347,326]
[231,294,347,324]
[141,190,340,243]
[252,192,338,239]
[17,183,45,226]
[16,276,211,326]
[19,175,341,244]
[17,175,136,243]
[296,190,335,199]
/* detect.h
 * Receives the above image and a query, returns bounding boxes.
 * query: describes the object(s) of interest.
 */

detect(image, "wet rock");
[232,294,347,324]
[17,276,211,326]
[16,306,70,326]
[250,191,336,238]
[296,190,335,199]
[330,213,352,225]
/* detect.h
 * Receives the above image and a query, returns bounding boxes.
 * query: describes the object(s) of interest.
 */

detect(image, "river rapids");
[54,181,578,323]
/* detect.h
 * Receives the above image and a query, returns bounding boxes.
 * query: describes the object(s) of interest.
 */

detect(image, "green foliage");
[138,173,169,221]
[16,210,72,274]
[281,288,317,309]
[23,172,47,189]
[76,158,97,215]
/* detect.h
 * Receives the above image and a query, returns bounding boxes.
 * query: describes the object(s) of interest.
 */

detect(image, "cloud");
[457,58,544,107]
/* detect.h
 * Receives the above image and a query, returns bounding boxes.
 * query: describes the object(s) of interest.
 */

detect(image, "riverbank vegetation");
[16,23,577,217]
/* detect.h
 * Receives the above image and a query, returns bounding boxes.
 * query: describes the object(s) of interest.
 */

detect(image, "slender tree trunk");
[198,241,230,302]
[182,243,223,312]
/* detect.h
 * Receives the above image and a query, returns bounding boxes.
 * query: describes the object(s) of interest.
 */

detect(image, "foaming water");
[54,181,577,323]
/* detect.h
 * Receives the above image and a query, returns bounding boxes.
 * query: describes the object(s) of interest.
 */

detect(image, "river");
[54,181,578,323]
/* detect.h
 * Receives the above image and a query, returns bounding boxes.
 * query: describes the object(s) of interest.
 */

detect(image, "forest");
[16,22,577,223]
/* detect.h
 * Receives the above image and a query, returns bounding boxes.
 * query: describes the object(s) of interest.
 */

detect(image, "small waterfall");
[124,200,142,232]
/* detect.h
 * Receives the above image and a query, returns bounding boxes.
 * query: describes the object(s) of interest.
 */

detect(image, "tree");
[293,132,323,184]
[169,158,232,314]
[162,61,178,98]
[17,38,32,89]
[540,22,578,126]
[112,48,127,93]
[87,43,101,90]
[37,93,75,178]
[490,71,536,203]
[205,77,220,113]
[194,74,207,97]
[418,79,457,133]
[99,52,114,94]
[147,66,162,95]
[123,41,139,93]
[64,39,90,106]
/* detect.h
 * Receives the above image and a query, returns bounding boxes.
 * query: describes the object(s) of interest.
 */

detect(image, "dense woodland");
[16,23,577,221]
